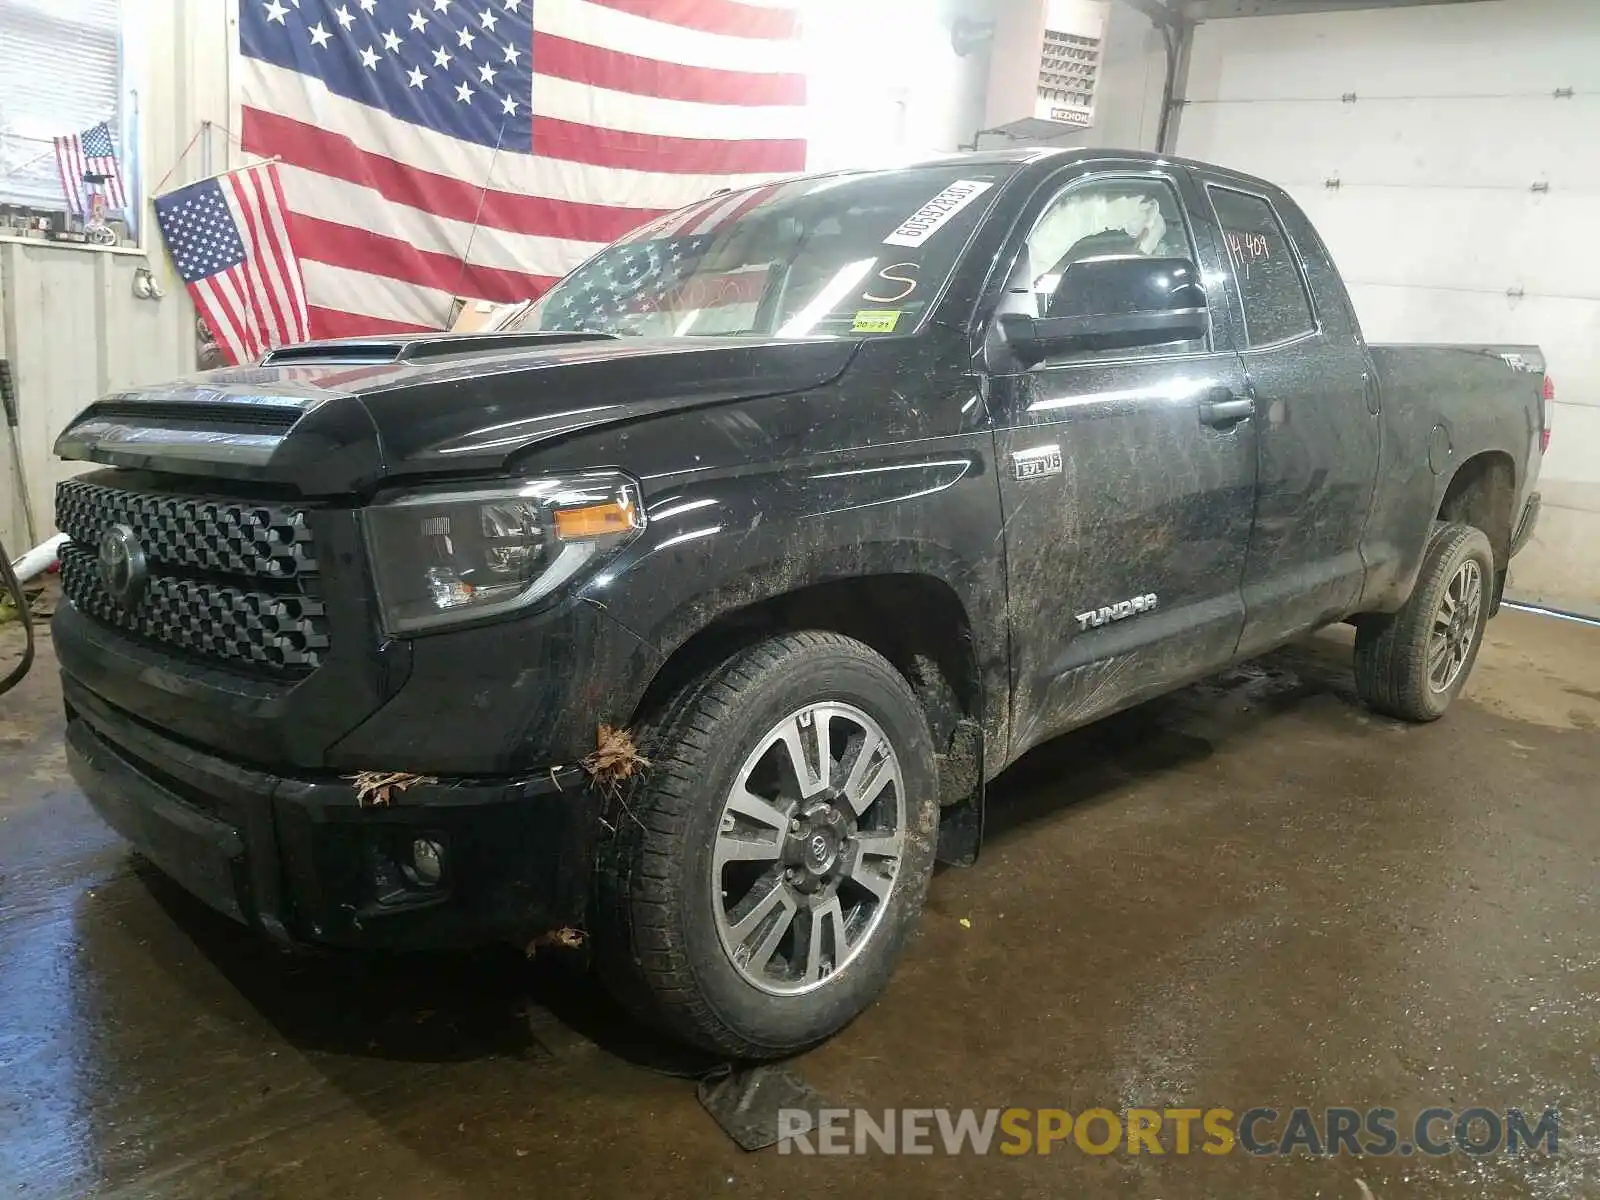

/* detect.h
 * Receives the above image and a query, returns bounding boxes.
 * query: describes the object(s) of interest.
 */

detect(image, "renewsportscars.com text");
[777,1106,1561,1157]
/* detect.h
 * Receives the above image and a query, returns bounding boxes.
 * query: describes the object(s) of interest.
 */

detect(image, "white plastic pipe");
[10,532,66,584]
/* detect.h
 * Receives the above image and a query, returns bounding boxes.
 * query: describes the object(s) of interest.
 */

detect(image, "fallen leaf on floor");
[959,917,972,928]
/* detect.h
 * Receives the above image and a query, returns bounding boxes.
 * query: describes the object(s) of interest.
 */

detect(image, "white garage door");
[1174,0,1600,615]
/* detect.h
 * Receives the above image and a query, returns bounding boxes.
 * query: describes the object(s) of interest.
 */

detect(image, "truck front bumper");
[64,676,598,950]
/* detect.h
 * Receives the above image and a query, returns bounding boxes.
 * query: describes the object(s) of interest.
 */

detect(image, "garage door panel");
[1185,2,1600,104]
[1344,285,1599,379]
[1510,498,1600,617]
[1538,405,1600,487]
[1347,281,1599,357]
[1178,98,1600,194]
[1287,189,1600,301]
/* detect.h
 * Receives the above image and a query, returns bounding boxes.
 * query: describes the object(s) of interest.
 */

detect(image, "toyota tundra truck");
[51,148,1549,1059]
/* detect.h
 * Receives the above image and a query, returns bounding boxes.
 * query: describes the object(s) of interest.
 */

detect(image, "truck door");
[1199,180,1380,656]
[985,167,1257,760]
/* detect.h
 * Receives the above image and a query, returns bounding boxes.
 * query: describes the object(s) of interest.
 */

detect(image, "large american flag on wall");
[237,0,806,341]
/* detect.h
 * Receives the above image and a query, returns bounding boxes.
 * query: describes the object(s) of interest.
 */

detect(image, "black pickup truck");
[52,148,1549,1059]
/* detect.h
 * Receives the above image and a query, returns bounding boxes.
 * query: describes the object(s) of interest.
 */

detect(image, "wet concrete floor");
[2,607,1598,1199]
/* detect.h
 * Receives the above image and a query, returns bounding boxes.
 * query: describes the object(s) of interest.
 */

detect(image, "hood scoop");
[260,330,616,366]
[81,397,306,432]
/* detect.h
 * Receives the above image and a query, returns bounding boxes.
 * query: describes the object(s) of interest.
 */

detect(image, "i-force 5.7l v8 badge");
[1011,444,1063,481]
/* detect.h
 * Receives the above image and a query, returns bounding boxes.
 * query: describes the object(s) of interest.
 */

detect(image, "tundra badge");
[1075,593,1159,631]
[1011,444,1062,481]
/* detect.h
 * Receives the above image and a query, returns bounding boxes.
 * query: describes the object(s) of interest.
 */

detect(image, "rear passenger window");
[1208,187,1315,346]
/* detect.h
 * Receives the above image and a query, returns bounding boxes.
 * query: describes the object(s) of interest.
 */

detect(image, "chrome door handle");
[1199,393,1254,428]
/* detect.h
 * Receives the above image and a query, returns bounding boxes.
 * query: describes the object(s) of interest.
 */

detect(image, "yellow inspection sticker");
[852,310,901,333]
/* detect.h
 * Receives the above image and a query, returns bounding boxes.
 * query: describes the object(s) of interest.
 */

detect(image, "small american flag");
[235,0,806,340]
[54,121,127,216]
[153,163,311,365]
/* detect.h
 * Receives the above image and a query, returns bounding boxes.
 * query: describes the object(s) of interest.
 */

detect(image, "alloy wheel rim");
[1429,559,1483,693]
[710,702,906,996]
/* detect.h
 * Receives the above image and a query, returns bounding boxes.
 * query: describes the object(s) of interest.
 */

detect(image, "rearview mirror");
[998,256,1209,366]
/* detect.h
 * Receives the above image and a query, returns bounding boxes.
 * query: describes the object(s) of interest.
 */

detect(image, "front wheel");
[1354,522,1495,721]
[591,632,938,1059]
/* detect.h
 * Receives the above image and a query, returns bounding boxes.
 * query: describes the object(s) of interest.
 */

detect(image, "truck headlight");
[362,472,645,634]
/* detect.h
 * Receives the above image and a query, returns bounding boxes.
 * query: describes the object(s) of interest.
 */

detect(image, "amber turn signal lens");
[553,499,636,540]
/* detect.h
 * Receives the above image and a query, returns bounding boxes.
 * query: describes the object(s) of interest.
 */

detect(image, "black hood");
[54,331,859,494]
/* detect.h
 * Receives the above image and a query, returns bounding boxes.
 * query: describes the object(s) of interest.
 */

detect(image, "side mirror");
[998,256,1209,366]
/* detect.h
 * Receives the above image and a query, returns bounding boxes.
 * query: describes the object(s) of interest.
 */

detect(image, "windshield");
[517,165,1015,340]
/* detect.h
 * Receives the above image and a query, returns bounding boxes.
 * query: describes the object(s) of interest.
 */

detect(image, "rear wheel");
[1354,522,1494,721]
[591,632,938,1059]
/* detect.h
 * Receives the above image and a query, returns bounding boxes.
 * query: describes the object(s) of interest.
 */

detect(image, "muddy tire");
[1354,522,1495,722]
[591,632,938,1060]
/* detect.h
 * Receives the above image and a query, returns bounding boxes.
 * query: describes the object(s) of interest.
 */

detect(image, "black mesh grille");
[55,478,330,675]
[56,478,317,579]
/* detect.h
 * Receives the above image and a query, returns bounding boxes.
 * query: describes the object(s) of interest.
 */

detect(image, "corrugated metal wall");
[0,243,190,549]
[0,0,231,554]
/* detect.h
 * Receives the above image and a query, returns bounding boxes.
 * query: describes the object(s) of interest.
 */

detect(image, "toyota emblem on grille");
[97,523,148,606]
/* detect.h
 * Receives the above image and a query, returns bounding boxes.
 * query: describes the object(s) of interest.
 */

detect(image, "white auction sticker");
[883,179,994,248]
